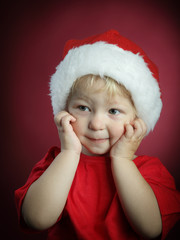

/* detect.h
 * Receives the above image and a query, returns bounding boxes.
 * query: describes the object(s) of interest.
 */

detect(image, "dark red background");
[1,0,180,239]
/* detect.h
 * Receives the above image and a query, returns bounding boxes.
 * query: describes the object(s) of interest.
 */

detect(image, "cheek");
[109,123,124,141]
[71,121,80,136]
[68,110,84,136]
[71,118,85,137]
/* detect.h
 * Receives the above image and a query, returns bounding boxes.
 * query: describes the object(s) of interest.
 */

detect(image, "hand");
[110,118,147,161]
[54,111,82,155]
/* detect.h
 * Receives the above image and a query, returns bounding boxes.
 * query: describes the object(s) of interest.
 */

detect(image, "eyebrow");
[72,94,93,104]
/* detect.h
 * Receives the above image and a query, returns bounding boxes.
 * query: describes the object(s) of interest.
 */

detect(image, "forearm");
[111,157,162,239]
[22,150,80,230]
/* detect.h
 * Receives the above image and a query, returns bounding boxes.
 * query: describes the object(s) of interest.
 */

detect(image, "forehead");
[70,82,134,108]
[71,76,128,100]
[75,75,106,90]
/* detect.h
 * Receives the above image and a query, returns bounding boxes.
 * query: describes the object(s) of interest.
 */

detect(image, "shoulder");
[39,146,60,166]
[133,155,176,189]
[134,155,167,171]
[27,146,61,177]
[43,146,60,161]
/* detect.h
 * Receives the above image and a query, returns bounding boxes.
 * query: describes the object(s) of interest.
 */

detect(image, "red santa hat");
[50,30,162,134]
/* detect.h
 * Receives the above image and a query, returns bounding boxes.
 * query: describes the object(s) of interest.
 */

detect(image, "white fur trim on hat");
[50,42,162,134]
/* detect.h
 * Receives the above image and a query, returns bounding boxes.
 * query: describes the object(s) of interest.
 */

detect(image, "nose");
[88,113,105,131]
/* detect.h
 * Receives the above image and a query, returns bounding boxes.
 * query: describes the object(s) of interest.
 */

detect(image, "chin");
[82,146,110,156]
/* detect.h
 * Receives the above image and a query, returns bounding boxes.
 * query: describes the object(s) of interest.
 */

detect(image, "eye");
[109,109,121,115]
[78,105,90,112]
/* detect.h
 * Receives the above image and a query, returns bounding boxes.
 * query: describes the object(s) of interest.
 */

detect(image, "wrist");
[60,141,82,156]
[111,156,133,163]
[110,154,135,163]
[60,149,81,160]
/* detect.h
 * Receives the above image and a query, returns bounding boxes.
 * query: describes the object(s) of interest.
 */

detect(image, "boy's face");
[67,78,136,156]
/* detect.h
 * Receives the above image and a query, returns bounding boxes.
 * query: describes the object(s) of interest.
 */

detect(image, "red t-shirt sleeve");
[14,146,60,231]
[134,156,180,239]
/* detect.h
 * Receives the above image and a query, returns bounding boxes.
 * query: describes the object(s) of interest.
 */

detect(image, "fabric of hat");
[49,30,162,134]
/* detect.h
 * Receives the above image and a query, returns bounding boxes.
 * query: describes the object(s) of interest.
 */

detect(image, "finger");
[54,111,69,126]
[135,118,147,137]
[133,119,147,138]
[54,111,76,127]
[139,118,147,136]
[133,120,143,138]
[60,114,76,132]
[124,124,134,139]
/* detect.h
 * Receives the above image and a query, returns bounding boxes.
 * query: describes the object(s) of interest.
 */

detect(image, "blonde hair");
[67,74,136,109]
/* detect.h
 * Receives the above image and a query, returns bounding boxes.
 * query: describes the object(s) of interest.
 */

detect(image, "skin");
[22,77,162,238]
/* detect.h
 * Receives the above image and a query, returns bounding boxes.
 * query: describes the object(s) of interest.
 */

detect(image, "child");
[15,30,180,239]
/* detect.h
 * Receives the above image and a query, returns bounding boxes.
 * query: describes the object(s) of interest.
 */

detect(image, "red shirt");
[15,147,180,239]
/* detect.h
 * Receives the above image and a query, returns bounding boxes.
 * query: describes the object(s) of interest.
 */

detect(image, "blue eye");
[109,109,120,115]
[78,105,90,112]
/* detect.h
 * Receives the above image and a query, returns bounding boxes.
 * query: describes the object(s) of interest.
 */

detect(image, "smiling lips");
[87,137,109,143]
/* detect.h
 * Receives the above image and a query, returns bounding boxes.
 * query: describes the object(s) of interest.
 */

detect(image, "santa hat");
[50,29,162,134]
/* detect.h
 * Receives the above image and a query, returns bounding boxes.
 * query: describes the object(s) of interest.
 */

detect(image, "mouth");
[86,137,109,143]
